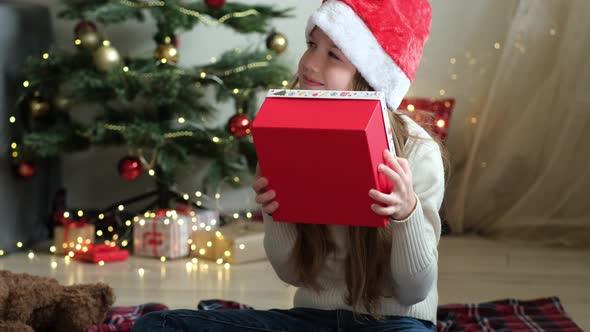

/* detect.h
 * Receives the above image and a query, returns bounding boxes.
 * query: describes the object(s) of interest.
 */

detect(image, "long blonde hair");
[287,73,416,317]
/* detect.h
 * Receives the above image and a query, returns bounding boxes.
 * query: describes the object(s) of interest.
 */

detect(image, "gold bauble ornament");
[154,43,179,65]
[30,95,50,118]
[75,30,101,51]
[266,32,288,54]
[93,44,122,72]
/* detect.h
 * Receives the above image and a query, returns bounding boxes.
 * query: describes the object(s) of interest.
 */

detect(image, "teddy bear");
[0,270,115,332]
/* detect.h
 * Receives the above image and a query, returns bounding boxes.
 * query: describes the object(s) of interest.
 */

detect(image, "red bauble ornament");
[228,113,253,138]
[74,20,97,35]
[16,161,36,179]
[118,156,143,181]
[205,0,226,9]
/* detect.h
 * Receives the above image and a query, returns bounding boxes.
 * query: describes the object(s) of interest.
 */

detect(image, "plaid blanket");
[89,297,582,332]
[87,303,168,332]
[436,297,583,332]
[197,299,254,310]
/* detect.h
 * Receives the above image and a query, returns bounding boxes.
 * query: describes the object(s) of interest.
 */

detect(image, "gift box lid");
[217,221,264,240]
[252,89,395,227]
[74,244,129,263]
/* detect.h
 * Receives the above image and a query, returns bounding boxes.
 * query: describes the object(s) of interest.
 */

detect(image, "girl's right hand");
[252,164,279,215]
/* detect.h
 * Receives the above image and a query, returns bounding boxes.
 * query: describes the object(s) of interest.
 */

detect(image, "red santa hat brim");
[306,0,411,111]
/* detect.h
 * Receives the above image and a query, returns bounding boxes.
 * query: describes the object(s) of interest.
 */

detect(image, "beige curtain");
[445,0,590,247]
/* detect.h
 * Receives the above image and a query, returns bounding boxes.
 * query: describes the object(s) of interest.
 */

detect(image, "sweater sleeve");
[389,139,444,305]
[263,212,301,286]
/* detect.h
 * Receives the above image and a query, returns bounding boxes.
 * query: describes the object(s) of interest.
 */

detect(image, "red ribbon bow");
[58,217,90,250]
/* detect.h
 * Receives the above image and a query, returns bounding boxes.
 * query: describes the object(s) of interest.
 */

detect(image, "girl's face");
[298,28,357,90]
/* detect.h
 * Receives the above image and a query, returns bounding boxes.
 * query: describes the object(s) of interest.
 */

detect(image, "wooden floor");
[1,235,589,330]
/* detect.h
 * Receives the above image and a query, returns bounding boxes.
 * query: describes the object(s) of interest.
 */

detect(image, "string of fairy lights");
[2,0,291,262]
[3,6,561,269]
[1,204,257,270]
[0,43,462,261]
[119,0,261,28]
[20,253,233,276]
[8,46,289,163]
[3,50,271,262]
[0,1,280,272]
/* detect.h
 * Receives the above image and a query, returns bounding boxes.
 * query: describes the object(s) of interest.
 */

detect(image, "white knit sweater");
[262,116,445,324]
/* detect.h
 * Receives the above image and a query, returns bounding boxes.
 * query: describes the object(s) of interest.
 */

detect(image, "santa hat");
[306,0,432,110]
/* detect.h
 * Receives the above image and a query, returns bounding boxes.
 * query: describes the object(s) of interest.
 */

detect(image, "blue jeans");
[131,307,435,331]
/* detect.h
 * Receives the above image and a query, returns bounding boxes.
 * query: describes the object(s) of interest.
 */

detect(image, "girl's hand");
[369,150,417,220]
[252,164,279,215]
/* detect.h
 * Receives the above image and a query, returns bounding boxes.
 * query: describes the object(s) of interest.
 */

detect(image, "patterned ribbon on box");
[143,228,163,257]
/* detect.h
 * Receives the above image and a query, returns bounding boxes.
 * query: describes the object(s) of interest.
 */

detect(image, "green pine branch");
[22,123,91,157]
[200,3,292,34]
[58,0,292,35]
[59,0,145,24]
[197,49,292,107]
[20,118,252,187]
[15,0,294,191]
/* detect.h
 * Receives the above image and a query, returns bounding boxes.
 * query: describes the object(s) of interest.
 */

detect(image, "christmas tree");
[8,0,293,213]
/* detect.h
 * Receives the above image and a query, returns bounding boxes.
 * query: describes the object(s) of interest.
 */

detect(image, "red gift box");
[74,244,129,264]
[252,89,394,227]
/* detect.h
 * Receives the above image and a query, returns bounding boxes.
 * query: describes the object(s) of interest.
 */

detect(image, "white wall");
[18,0,517,213]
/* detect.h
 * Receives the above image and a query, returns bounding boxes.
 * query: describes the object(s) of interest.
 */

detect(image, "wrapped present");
[53,218,95,254]
[74,244,129,264]
[191,209,220,231]
[191,221,265,264]
[133,208,191,259]
[252,89,394,227]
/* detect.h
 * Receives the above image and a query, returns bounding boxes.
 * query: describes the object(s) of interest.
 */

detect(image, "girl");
[133,0,444,331]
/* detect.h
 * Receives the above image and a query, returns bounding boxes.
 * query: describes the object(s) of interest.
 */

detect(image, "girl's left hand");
[369,150,417,220]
